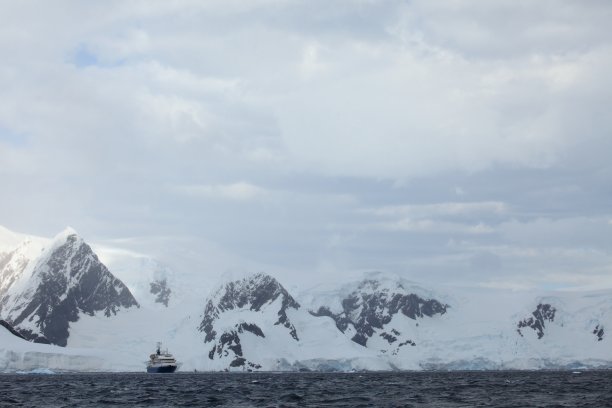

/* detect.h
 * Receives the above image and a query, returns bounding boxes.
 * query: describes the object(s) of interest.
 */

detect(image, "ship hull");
[147,365,177,373]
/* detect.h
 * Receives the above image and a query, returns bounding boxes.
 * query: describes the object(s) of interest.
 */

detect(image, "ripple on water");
[0,371,611,407]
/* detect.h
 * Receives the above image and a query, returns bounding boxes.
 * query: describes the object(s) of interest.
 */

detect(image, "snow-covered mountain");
[0,228,138,346]
[308,275,448,352]
[197,273,381,371]
[199,273,299,369]
[196,272,611,371]
[0,225,610,372]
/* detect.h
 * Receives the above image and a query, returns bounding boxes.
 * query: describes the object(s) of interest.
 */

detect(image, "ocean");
[1,370,611,407]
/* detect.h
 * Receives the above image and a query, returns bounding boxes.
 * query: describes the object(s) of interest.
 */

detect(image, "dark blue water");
[1,371,611,407]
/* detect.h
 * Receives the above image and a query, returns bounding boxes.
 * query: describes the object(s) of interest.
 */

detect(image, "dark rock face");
[219,331,243,357]
[398,339,416,347]
[380,332,397,344]
[310,279,448,347]
[207,326,264,370]
[237,322,265,338]
[5,234,139,346]
[150,279,171,307]
[199,273,300,343]
[230,357,247,368]
[517,303,556,339]
[593,325,604,341]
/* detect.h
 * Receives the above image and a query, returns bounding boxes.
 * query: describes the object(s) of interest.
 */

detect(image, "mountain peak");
[2,227,139,346]
[52,226,79,241]
[42,227,84,257]
[199,272,301,369]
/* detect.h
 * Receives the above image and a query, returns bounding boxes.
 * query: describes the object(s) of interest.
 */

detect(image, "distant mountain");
[198,273,301,369]
[513,296,608,346]
[310,277,448,350]
[0,224,611,372]
[91,245,178,309]
[0,228,138,346]
[196,271,612,371]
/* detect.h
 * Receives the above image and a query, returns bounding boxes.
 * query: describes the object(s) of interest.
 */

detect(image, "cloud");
[0,1,610,289]
[376,219,495,235]
[360,201,508,218]
[173,182,268,201]
[359,201,504,237]
[478,280,535,291]
[392,0,612,59]
[278,42,612,178]
[298,42,328,79]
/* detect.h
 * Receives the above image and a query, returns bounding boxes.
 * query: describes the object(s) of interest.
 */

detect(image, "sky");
[1,0,611,290]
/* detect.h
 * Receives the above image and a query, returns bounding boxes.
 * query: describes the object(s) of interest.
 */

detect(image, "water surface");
[1,370,611,407]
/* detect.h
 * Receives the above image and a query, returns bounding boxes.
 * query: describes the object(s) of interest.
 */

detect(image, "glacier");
[0,321,106,372]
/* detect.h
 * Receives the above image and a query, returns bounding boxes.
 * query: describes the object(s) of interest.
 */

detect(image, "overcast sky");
[1,1,611,290]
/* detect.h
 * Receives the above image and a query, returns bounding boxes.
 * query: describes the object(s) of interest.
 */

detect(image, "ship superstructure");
[147,342,178,373]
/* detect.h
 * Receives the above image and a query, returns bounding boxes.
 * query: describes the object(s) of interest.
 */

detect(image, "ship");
[147,342,178,373]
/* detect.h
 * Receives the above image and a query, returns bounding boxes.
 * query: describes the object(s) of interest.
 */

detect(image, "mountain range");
[0,225,610,372]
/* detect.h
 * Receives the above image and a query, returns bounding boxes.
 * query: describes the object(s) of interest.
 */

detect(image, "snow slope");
[93,246,178,309]
[0,227,48,307]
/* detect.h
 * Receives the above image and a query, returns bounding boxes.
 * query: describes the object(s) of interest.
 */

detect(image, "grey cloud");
[0,1,610,290]
[394,1,612,59]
